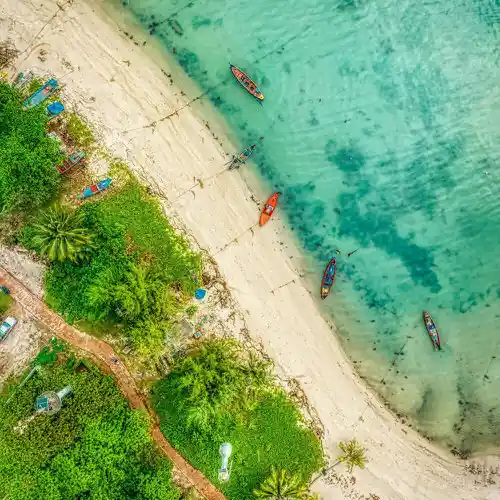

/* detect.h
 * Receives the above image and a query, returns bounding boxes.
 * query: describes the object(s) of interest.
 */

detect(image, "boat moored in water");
[423,311,441,350]
[230,64,264,102]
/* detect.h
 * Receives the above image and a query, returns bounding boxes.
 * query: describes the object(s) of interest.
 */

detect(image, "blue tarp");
[47,101,65,118]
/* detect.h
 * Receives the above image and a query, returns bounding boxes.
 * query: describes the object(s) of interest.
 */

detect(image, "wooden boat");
[259,192,279,226]
[230,64,264,102]
[24,79,57,108]
[229,136,264,170]
[77,178,112,200]
[168,19,183,35]
[56,152,85,175]
[423,311,441,350]
[320,258,336,299]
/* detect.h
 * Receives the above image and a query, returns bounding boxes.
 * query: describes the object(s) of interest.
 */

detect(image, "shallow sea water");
[114,0,500,454]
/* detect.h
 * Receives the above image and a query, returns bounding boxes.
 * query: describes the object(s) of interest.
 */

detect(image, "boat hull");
[259,192,279,226]
[320,258,336,299]
[423,311,441,349]
[230,64,264,101]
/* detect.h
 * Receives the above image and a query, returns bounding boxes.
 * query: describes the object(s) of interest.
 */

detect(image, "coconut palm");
[310,438,367,485]
[31,206,93,262]
[253,468,308,499]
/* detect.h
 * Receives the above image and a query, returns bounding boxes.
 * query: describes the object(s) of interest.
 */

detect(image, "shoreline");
[1,0,499,498]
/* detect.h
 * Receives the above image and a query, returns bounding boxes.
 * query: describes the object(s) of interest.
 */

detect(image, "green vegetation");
[0,291,11,315]
[0,82,62,215]
[23,180,200,358]
[0,354,181,499]
[153,340,323,499]
[26,77,44,95]
[31,337,66,367]
[66,113,95,153]
[28,206,94,262]
[254,468,317,499]
[336,438,367,473]
[311,438,367,486]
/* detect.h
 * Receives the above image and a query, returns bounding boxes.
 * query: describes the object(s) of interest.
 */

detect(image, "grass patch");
[0,292,12,315]
[66,113,96,153]
[29,180,200,359]
[0,357,181,499]
[152,341,323,499]
[26,76,44,95]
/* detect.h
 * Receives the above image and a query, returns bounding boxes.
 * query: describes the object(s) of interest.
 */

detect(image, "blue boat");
[77,178,112,200]
[24,79,58,108]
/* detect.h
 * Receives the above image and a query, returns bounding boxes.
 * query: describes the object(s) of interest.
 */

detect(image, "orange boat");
[230,64,264,102]
[260,192,279,226]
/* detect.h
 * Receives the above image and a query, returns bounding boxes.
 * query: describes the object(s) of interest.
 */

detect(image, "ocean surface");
[112,0,500,454]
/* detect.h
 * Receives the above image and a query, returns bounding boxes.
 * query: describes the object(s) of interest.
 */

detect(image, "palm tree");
[254,468,308,499]
[31,206,93,262]
[310,439,367,485]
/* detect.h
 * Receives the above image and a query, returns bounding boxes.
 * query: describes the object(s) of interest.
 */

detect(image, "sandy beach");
[1,0,499,498]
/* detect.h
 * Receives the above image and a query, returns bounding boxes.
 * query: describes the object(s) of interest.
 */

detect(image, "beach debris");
[228,136,264,170]
[0,40,19,68]
[47,100,65,120]
[193,315,209,339]
[77,177,112,200]
[23,78,58,108]
[56,151,86,175]
[12,71,34,89]
[195,288,207,300]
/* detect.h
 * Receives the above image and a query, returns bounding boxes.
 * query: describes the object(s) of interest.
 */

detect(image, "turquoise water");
[115,0,500,454]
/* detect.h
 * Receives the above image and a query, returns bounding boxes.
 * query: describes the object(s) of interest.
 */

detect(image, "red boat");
[320,258,336,299]
[230,64,264,102]
[423,312,441,350]
[259,192,279,226]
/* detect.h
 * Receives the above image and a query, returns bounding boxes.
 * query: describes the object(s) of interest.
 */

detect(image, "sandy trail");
[1,0,499,498]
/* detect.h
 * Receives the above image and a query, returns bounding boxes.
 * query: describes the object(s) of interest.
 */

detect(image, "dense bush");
[0,291,11,315]
[153,340,323,499]
[0,82,62,214]
[35,181,200,357]
[0,362,181,499]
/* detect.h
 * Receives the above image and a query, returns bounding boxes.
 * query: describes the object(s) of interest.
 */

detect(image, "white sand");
[1,1,499,498]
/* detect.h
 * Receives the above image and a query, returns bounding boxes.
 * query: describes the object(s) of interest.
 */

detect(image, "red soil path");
[0,266,225,500]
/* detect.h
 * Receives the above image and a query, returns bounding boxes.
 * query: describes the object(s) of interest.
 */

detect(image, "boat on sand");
[423,311,441,350]
[230,64,264,102]
[320,258,336,299]
[259,192,279,226]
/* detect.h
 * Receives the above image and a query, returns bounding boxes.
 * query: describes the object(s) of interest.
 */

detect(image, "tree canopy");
[0,361,181,499]
[0,82,62,214]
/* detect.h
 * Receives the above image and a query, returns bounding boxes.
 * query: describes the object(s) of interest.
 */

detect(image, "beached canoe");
[229,136,264,170]
[77,178,112,200]
[56,152,86,175]
[320,258,336,299]
[24,79,57,108]
[230,64,264,102]
[259,192,279,226]
[423,311,441,350]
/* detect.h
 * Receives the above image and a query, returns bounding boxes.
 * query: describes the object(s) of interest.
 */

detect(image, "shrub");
[0,82,62,215]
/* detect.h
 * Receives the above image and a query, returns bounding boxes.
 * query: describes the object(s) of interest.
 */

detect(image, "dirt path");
[0,266,225,500]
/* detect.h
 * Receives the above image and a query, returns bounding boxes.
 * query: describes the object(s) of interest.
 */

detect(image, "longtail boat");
[56,152,85,175]
[229,136,264,170]
[24,79,57,108]
[230,64,264,102]
[423,311,441,350]
[77,178,112,200]
[168,19,183,35]
[320,258,336,299]
[259,192,279,226]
